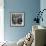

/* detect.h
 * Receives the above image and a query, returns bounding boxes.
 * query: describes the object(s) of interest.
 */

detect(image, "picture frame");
[10,12,24,27]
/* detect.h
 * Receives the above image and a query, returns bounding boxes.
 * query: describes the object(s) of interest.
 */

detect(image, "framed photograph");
[10,12,24,27]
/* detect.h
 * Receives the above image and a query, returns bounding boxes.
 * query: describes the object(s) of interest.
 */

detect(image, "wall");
[4,0,40,42]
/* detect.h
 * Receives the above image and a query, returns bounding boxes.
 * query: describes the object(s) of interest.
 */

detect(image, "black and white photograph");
[10,12,24,26]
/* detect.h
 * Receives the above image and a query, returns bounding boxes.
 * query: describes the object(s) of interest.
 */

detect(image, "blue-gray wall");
[4,0,40,42]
